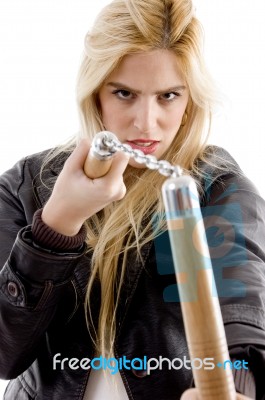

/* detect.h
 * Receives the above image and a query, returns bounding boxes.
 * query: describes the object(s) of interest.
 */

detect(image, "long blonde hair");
[49,0,217,357]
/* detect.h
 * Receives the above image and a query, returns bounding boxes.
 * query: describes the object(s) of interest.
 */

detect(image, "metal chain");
[103,135,182,178]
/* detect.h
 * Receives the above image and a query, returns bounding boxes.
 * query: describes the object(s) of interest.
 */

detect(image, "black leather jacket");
[0,147,265,399]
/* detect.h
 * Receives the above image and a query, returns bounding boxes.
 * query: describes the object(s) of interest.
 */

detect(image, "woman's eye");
[160,92,180,101]
[113,89,133,99]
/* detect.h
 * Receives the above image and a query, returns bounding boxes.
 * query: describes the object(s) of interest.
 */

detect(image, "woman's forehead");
[105,50,186,88]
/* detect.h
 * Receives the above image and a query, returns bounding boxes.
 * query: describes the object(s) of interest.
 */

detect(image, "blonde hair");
[47,0,217,358]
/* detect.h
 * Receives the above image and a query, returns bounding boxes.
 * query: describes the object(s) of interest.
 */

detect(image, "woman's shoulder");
[0,147,70,202]
[198,145,241,176]
[23,147,70,176]
[0,147,67,178]
[195,145,262,198]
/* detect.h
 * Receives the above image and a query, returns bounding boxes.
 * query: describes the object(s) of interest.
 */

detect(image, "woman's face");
[98,49,189,168]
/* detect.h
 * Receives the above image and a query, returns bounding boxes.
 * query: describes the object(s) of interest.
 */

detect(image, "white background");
[0,0,265,397]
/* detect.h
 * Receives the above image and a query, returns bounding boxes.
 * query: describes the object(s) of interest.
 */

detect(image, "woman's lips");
[126,140,159,155]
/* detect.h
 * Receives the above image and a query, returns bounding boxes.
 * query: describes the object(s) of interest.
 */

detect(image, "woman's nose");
[133,99,157,134]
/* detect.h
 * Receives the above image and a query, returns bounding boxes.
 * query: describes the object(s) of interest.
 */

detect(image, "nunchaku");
[84,131,236,400]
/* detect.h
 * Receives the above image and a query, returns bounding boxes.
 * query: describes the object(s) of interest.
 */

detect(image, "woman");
[0,0,264,399]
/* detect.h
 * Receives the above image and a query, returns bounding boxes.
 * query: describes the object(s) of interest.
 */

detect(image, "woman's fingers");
[64,138,91,172]
[180,389,198,400]
[42,138,130,235]
[180,388,252,400]
[107,151,130,178]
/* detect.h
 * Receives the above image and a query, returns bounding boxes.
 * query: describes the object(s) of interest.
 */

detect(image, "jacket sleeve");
[0,158,86,379]
[200,148,265,398]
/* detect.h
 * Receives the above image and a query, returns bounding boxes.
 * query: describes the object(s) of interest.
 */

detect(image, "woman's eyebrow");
[106,81,187,94]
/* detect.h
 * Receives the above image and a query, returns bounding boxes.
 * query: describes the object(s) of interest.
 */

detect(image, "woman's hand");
[42,138,129,236]
[180,388,253,400]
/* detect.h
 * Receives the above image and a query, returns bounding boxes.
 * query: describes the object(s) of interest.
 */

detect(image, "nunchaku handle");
[162,175,236,400]
[83,131,117,179]
[84,152,113,179]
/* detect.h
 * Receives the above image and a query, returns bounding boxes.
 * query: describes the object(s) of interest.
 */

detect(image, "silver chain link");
[102,135,182,177]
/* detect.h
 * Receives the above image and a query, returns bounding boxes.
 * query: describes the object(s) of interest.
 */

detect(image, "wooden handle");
[84,151,113,179]
[162,176,236,400]
[167,216,236,400]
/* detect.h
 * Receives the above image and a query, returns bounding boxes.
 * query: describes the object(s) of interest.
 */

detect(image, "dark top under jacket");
[0,146,264,399]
